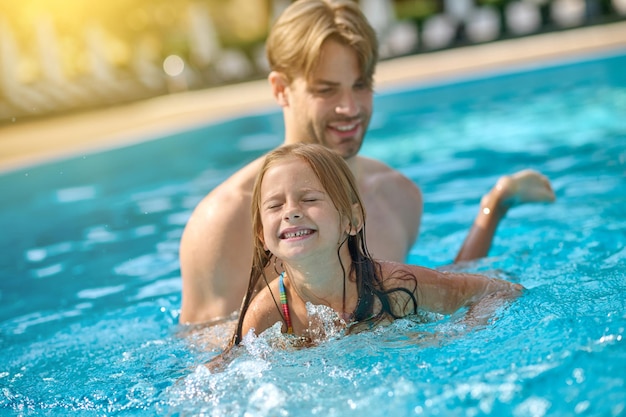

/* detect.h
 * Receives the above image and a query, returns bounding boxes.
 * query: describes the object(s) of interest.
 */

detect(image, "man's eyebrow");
[310,79,339,86]
[310,77,367,86]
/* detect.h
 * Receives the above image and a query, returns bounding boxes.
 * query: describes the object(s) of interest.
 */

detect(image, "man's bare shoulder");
[354,156,423,257]
[192,156,265,212]
[181,155,264,247]
[356,155,421,197]
[213,156,265,198]
[356,155,394,173]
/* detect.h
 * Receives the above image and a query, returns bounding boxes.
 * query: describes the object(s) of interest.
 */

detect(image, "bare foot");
[496,169,556,207]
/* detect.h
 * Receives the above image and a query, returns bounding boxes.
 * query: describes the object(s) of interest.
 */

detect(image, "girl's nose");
[283,203,302,221]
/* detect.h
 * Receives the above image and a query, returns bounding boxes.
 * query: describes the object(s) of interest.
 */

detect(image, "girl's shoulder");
[241,277,284,337]
[248,276,281,312]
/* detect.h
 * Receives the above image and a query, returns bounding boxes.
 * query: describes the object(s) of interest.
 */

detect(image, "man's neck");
[282,134,363,180]
[344,155,362,181]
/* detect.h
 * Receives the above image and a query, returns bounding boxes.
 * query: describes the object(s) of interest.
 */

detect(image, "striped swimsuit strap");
[278,272,294,334]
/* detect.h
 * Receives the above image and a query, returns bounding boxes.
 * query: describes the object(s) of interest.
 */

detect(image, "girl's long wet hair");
[228,144,417,348]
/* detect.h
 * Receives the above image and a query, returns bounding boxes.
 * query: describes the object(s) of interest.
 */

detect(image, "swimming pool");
[1,48,625,416]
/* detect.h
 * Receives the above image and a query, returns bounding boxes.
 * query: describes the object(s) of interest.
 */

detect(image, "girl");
[230,143,529,347]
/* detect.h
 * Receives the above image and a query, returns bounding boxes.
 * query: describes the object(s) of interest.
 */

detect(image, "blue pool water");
[1,49,625,416]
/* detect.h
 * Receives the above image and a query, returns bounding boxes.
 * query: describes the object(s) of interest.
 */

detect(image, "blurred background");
[1,0,625,124]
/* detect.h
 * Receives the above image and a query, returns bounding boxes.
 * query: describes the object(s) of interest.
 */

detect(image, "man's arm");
[454,169,555,263]
[179,188,255,324]
[179,158,263,324]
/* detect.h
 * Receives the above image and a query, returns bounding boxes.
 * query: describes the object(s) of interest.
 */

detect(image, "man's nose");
[335,90,358,116]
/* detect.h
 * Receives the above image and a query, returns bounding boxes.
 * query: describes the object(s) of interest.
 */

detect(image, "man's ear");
[347,203,364,236]
[269,71,289,107]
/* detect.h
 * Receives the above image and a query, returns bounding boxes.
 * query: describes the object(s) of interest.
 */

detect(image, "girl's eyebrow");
[262,187,325,200]
[301,187,326,195]
[261,192,281,202]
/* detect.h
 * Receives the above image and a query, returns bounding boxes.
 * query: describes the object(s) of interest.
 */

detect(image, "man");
[178,0,554,324]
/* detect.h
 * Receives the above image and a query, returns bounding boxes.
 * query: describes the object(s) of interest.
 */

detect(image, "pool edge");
[0,21,625,174]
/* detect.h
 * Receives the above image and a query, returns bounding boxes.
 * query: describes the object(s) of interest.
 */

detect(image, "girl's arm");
[382,262,524,316]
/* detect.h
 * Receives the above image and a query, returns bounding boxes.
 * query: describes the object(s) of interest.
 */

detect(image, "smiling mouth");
[332,123,358,132]
[281,229,314,239]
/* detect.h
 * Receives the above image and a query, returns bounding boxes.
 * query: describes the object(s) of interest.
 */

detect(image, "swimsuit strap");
[278,272,294,334]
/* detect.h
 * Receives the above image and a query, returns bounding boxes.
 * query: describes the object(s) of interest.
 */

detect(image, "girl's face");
[259,156,349,262]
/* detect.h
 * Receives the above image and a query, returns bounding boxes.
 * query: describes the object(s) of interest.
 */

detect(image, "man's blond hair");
[266,0,378,87]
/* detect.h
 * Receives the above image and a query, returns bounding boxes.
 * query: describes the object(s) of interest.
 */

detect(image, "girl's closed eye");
[264,201,283,210]
[302,191,326,202]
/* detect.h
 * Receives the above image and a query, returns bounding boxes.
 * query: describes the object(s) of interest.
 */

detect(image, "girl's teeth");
[285,230,311,238]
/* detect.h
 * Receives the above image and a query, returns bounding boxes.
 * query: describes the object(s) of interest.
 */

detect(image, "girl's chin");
[274,246,315,261]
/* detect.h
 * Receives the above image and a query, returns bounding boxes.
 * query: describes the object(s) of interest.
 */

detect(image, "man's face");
[284,39,373,160]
